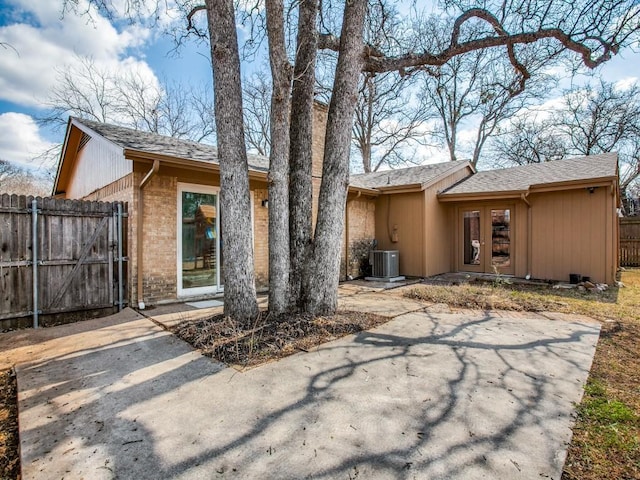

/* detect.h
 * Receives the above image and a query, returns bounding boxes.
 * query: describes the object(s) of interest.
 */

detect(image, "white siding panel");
[67,136,131,199]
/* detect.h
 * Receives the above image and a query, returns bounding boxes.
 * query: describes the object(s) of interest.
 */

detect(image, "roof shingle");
[440,153,618,196]
[73,117,269,172]
[350,160,471,190]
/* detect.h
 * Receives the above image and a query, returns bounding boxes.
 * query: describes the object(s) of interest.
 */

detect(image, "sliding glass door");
[177,184,222,296]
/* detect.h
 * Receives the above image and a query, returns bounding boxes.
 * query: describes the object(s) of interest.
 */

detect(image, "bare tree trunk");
[288,0,319,310]
[362,142,372,173]
[304,0,367,315]
[363,74,375,172]
[205,0,258,323]
[265,0,293,315]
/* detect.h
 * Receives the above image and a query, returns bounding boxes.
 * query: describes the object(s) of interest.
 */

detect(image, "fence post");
[117,202,124,311]
[31,198,39,329]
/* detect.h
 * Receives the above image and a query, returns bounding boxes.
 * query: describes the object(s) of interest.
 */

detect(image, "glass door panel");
[491,209,511,269]
[463,210,482,270]
[180,190,219,293]
[459,206,514,275]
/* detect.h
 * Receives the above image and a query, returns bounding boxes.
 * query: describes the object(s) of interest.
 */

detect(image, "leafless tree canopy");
[318,1,638,74]
[40,56,216,143]
[350,3,433,173]
[0,160,52,196]
[492,115,568,166]
[242,73,272,156]
[420,18,556,167]
[353,72,432,172]
[493,80,640,198]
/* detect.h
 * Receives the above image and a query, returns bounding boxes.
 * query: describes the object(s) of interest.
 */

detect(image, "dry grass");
[406,270,640,480]
[0,368,19,480]
[561,271,640,480]
[172,310,390,369]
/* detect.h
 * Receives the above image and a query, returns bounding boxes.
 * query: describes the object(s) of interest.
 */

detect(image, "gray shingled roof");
[350,160,471,190]
[440,153,618,196]
[73,118,269,172]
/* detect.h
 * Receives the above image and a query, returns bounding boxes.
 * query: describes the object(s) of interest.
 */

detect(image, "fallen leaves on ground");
[171,310,389,368]
[0,368,19,480]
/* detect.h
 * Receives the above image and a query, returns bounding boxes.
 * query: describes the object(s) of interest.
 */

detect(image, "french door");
[460,206,514,275]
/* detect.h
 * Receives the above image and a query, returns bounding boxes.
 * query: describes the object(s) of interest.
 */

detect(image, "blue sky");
[0,0,216,169]
[1,0,639,171]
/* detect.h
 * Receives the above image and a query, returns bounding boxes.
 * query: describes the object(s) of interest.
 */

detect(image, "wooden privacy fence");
[0,195,127,329]
[620,217,640,267]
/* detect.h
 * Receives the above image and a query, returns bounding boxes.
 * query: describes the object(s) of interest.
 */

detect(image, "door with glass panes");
[459,206,514,275]
[177,184,223,296]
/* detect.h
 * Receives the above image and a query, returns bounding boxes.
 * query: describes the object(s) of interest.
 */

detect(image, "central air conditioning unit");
[371,250,399,278]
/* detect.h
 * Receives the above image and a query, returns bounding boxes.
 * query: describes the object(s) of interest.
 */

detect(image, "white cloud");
[0,0,155,108]
[0,112,56,167]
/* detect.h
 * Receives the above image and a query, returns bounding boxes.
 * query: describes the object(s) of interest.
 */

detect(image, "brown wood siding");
[530,187,611,283]
[514,202,528,278]
[423,168,473,276]
[375,192,424,277]
[67,134,131,199]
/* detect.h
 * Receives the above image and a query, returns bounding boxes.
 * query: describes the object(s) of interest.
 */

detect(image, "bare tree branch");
[318,3,638,74]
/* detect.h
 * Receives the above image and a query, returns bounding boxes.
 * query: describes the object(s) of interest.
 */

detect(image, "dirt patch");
[171,310,390,368]
[403,283,571,312]
[0,368,20,480]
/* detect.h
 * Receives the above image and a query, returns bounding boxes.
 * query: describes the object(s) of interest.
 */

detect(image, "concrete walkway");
[6,290,600,479]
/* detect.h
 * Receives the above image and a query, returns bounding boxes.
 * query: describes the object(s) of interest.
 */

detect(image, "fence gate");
[620,217,640,267]
[0,194,127,329]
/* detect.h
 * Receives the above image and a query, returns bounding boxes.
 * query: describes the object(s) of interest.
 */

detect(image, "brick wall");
[343,196,377,278]
[82,171,271,306]
[139,174,178,304]
[253,188,269,289]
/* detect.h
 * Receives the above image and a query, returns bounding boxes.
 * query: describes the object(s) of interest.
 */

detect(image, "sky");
[1,0,639,172]
[0,0,215,170]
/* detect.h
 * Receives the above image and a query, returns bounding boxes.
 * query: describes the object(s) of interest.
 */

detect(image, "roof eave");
[124,149,269,180]
[52,118,74,196]
[378,183,424,194]
[528,176,618,192]
[348,185,380,196]
[438,189,526,202]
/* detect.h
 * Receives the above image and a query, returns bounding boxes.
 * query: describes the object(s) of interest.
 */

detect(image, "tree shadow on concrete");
[17,311,599,479]
[158,312,598,479]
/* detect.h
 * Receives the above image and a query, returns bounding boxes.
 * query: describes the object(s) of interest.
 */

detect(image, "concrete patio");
[2,287,600,479]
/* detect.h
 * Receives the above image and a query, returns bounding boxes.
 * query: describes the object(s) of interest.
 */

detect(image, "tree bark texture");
[304,0,367,314]
[205,0,258,323]
[265,0,293,315]
[288,0,319,310]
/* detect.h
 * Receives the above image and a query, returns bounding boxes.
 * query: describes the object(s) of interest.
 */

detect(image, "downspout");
[345,191,362,279]
[521,192,532,279]
[137,159,160,309]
